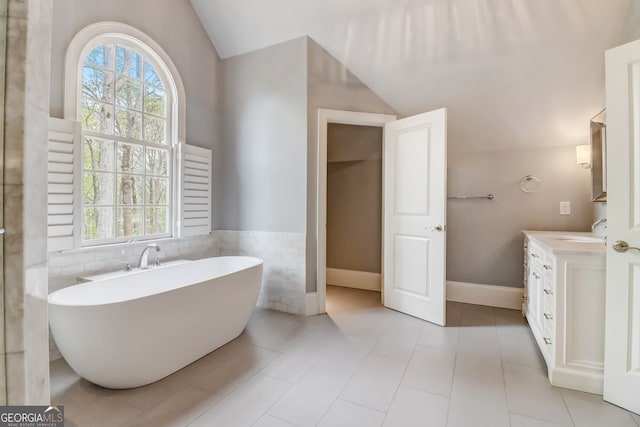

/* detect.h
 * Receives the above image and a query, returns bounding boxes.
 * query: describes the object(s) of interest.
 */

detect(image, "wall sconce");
[576,144,591,169]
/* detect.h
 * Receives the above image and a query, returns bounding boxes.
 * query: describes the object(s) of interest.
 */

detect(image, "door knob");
[612,240,640,253]
[432,225,444,232]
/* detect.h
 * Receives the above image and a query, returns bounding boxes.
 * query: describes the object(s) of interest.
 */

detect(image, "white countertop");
[523,230,606,255]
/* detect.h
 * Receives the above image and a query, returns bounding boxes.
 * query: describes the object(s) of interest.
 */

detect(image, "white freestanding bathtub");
[48,256,263,389]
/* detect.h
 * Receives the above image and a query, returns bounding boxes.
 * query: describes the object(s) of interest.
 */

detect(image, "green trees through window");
[81,43,171,242]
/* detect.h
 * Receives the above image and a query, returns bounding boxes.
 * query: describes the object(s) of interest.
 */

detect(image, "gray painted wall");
[306,38,397,292]
[218,37,308,232]
[447,145,593,286]
[49,0,221,151]
[327,124,382,274]
[622,0,640,43]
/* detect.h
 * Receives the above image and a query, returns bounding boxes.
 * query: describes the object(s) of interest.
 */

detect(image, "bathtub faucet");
[138,244,161,269]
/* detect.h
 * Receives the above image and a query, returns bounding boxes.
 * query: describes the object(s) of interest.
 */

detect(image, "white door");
[603,38,640,414]
[383,108,447,325]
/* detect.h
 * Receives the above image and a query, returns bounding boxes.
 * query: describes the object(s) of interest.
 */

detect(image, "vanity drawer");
[527,241,546,267]
[542,304,555,326]
[542,254,555,278]
[542,322,554,354]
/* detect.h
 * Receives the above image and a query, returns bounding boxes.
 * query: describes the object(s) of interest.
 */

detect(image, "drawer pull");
[544,313,553,320]
[531,253,539,258]
[543,337,552,345]
[544,264,552,270]
[543,288,553,295]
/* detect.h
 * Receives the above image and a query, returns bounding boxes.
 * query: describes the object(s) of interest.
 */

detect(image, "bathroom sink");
[553,236,605,244]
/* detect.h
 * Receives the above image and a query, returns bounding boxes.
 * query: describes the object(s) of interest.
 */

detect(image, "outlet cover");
[560,201,571,215]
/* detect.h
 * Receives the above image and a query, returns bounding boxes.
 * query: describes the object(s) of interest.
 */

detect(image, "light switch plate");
[560,201,571,215]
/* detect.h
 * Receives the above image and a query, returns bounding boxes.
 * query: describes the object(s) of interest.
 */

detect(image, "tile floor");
[50,285,640,427]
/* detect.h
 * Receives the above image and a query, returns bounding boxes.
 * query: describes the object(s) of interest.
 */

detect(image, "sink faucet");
[138,244,161,269]
[591,218,607,234]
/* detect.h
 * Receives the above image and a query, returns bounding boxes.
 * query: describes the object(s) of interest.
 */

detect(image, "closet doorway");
[325,123,384,312]
[316,110,395,315]
[317,108,448,325]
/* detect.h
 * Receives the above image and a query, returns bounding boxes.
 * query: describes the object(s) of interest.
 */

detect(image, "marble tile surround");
[2,0,53,405]
[48,235,218,293]
[49,231,305,309]
[214,230,306,315]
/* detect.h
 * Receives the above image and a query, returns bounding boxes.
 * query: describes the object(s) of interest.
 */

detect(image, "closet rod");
[447,194,495,200]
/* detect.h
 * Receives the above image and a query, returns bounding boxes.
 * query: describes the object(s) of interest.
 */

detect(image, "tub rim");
[48,256,263,307]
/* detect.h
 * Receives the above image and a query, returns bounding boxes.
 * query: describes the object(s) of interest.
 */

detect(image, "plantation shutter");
[180,144,212,237]
[48,117,81,251]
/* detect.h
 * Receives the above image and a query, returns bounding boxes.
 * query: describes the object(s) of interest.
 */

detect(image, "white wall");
[218,37,308,232]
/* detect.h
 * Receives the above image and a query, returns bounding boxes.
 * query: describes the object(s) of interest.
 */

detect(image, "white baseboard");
[308,280,523,316]
[447,281,523,310]
[326,268,381,291]
[305,292,319,316]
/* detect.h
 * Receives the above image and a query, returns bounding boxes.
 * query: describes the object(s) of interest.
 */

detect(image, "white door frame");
[316,109,396,314]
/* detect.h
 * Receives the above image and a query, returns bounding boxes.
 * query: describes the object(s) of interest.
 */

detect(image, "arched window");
[65,22,186,245]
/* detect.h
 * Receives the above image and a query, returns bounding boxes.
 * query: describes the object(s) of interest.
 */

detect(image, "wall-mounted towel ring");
[520,175,540,193]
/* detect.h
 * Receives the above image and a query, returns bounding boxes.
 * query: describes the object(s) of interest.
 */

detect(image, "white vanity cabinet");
[523,231,606,394]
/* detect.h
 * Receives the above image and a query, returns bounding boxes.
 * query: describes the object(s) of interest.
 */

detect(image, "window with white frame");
[49,23,211,252]
[80,41,173,244]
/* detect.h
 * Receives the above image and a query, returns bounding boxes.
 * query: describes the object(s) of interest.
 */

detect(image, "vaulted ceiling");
[191,0,634,153]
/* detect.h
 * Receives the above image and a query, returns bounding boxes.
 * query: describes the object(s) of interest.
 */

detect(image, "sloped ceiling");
[191,0,633,153]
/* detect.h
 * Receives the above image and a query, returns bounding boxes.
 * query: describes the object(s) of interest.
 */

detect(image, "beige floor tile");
[446,373,510,427]
[460,303,496,326]
[446,302,463,326]
[502,362,573,426]
[510,413,571,427]
[187,344,280,395]
[497,328,545,369]
[260,335,322,383]
[313,334,370,371]
[493,307,527,329]
[382,386,449,427]
[188,373,290,427]
[371,323,422,362]
[456,325,501,357]
[254,414,299,427]
[561,389,637,427]
[127,385,218,427]
[339,354,407,412]
[401,345,456,396]
[70,395,143,427]
[454,351,503,383]
[245,308,315,352]
[268,362,354,427]
[318,399,385,427]
[419,321,459,350]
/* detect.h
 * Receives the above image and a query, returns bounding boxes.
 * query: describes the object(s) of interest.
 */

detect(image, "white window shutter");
[180,144,212,237]
[48,117,81,252]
